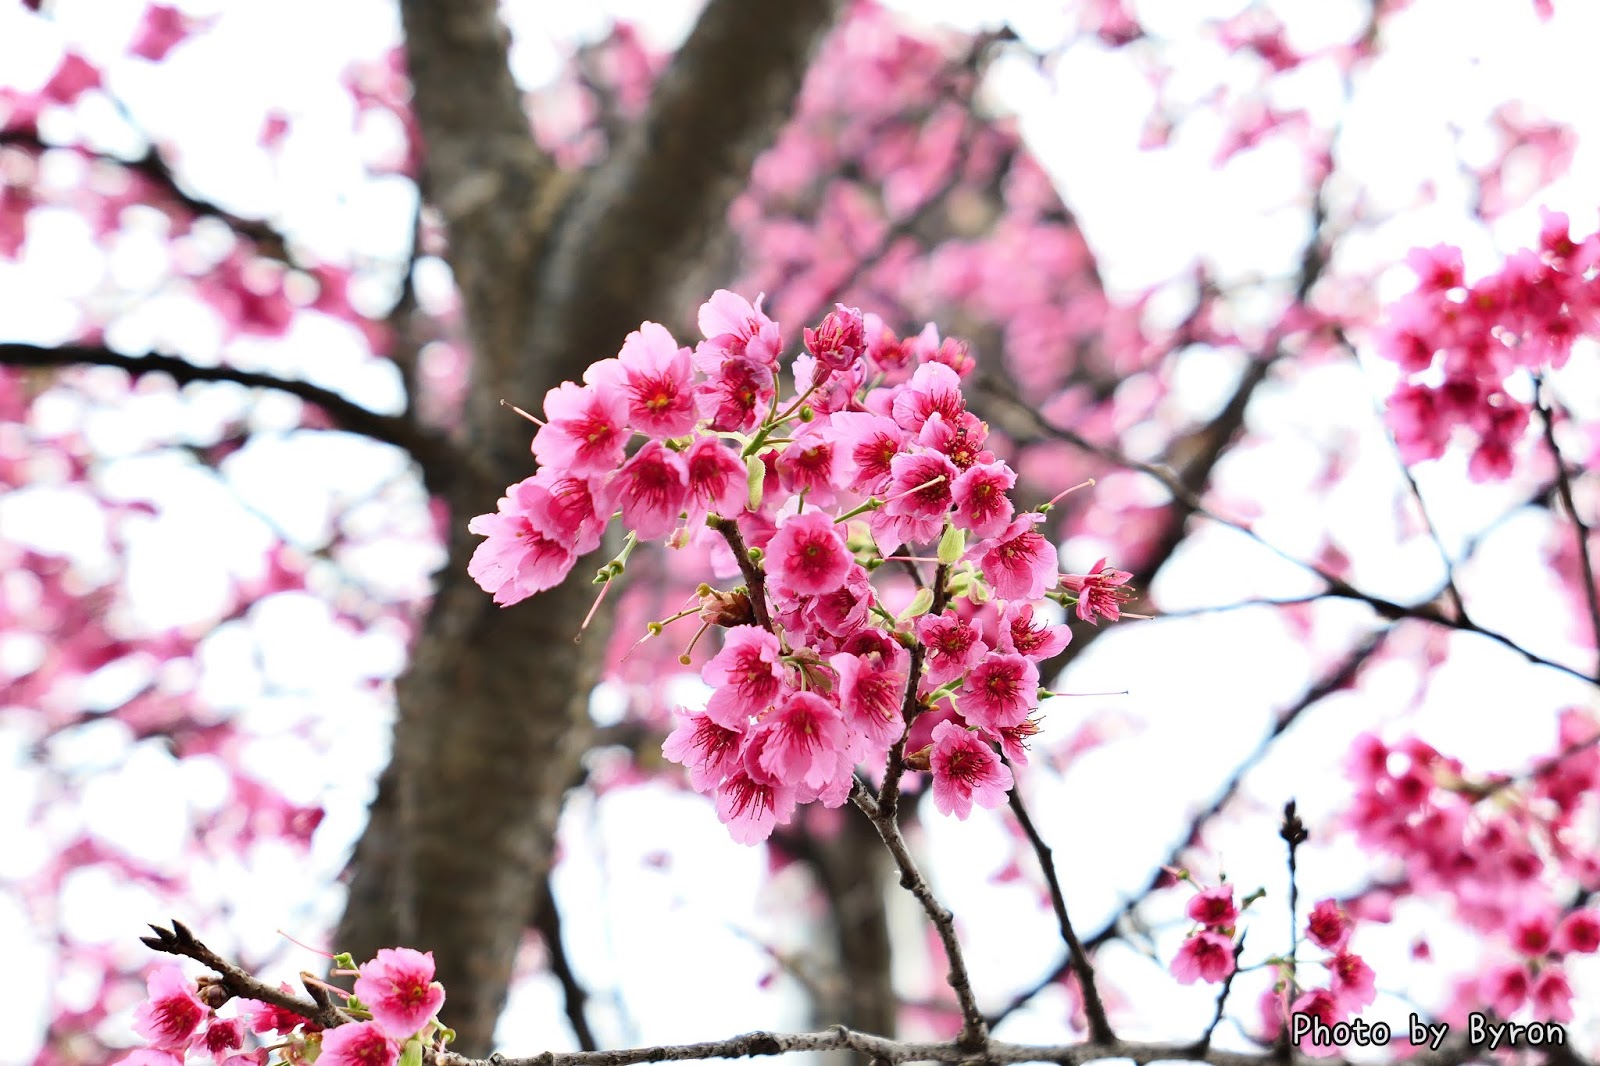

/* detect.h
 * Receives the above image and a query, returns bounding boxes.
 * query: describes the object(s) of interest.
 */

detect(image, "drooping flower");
[831,648,906,757]
[996,602,1070,661]
[1305,898,1351,952]
[198,1018,246,1062]
[1171,932,1237,985]
[975,514,1058,601]
[317,1021,400,1066]
[803,304,867,374]
[697,289,782,369]
[1328,952,1375,1011]
[766,510,852,597]
[891,361,965,433]
[702,626,785,727]
[353,948,446,1039]
[612,441,690,539]
[663,707,747,792]
[684,436,749,521]
[132,966,209,1052]
[467,479,579,607]
[1532,965,1575,1022]
[928,720,1013,819]
[753,690,849,789]
[1060,558,1134,623]
[715,767,796,845]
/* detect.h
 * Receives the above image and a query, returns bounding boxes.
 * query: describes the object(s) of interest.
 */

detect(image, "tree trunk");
[337,0,846,1053]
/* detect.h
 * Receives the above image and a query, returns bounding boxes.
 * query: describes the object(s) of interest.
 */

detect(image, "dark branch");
[1003,770,1115,1044]
[1534,376,1600,681]
[0,341,468,496]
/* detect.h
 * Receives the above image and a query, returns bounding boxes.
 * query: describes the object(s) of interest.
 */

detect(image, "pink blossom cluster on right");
[1377,210,1599,480]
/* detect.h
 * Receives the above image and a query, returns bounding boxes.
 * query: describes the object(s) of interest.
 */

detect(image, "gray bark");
[335,0,845,1054]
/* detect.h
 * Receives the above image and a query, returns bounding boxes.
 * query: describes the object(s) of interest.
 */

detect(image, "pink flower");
[1186,885,1237,928]
[1555,909,1600,954]
[238,990,319,1035]
[198,1017,246,1061]
[884,451,957,521]
[916,612,989,687]
[132,965,209,1051]
[891,361,965,433]
[828,412,905,494]
[663,707,748,792]
[804,304,866,374]
[531,381,629,476]
[612,440,690,539]
[1481,962,1529,1017]
[918,411,992,471]
[534,470,613,557]
[766,510,852,597]
[317,1021,400,1066]
[605,322,697,438]
[1329,952,1375,1010]
[467,479,580,607]
[1305,899,1351,952]
[776,431,846,505]
[997,602,1070,661]
[1531,965,1574,1022]
[1060,558,1133,623]
[697,289,782,368]
[1288,988,1346,1049]
[928,720,1013,819]
[950,461,1015,538]
[702,626,784,727]
[354,948,445,1039]
[975,514,1058,601]
[684,437,749,520]
[831,648,906,757]
[130,5,195,62]
[754,690,848,789]
[959,652,1039,732]
[715,767,796,844]
[41,53,101,105]
[1171,931,1236,985]
[696,355,773,433]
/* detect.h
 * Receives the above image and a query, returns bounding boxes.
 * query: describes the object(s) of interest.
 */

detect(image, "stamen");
[499,398,547,427]
[1039,477,1096,511]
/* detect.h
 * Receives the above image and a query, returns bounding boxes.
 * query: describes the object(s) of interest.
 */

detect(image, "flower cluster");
[469,291,1134,843]
[1340,719,1600,1022]
[1170,882,1242,985]
[1270,899,1376,1055]
[1376,210,1600,480]
[117,948,448,1066]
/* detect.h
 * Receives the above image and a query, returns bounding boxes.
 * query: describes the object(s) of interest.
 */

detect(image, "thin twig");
[531,880,599,1052]
[1003,769,1115,1044]
[1534,375,1600,681]
[139,920,349,1030]
[1194,932,1247,1056]
[877,563,949,822]
[850,779,987,1050]
[1278,802,1308,1005]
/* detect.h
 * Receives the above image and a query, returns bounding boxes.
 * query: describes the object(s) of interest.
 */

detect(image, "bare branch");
[531,880,598,1052]
[1003,771,1115,1044]
[0,341,468,495]
[1534,376,1600,681]
[139,921,348,1030]
[850,779,986,1050]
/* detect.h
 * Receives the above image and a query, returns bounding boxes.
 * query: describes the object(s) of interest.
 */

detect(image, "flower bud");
[937,522,965,565]
[903,744,934,772]
[746,453,766,511]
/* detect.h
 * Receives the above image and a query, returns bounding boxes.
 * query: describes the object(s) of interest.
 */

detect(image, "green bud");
[937,522,966,565]
[898,586,936,623]
[400,1038,423,1066]
[798,404,815,422]
[746,453,766,511]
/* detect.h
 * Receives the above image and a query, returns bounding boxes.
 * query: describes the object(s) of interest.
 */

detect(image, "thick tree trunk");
[337,0,846,1053]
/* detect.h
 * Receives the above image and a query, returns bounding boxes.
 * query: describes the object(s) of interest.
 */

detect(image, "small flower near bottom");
[354,947,446,1039]
[1170,930,1236,984]
[132,965,209,1052]
[928,720,1013,819]
[318,1021,400,1066]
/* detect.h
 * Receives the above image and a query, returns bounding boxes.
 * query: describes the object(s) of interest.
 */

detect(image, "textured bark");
[336,0,846,1054]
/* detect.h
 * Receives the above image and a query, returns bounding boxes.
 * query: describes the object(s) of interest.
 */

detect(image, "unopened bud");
[937,522,965,565]
[898,587,935,623]
[746,454,766,511]
[903,744,934,772]
[798,405,815,422]
[697,587,755,628]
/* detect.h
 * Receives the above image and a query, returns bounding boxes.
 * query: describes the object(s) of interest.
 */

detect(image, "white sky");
[4,0,1600,1062]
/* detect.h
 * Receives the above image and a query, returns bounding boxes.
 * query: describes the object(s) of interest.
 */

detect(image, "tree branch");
[0,341,467,495]
[1004,771,1114,1044]
[851,778,986,1050]
[1534,376,1600,681]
